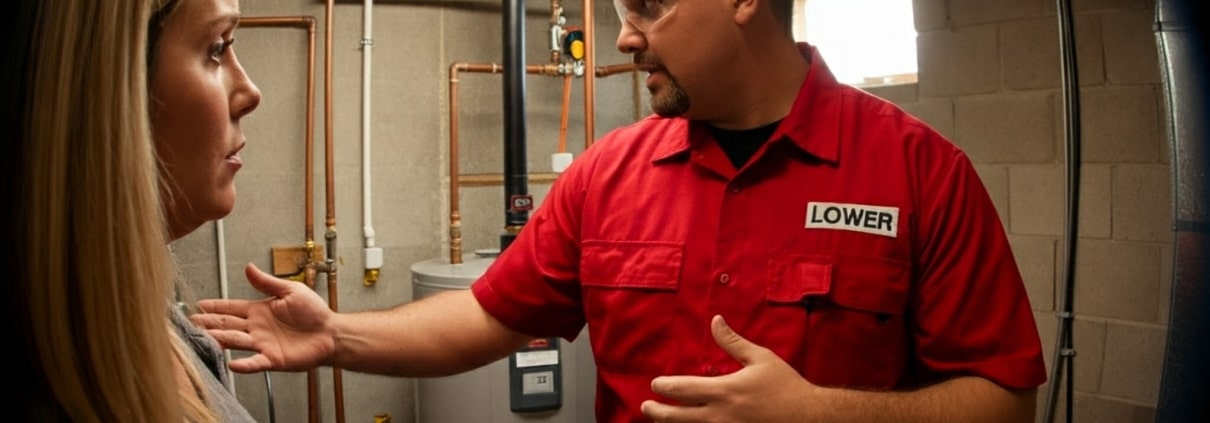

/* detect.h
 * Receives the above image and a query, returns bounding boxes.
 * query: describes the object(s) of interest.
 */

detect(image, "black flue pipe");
[1155,1,1210,421]
[500,0,530,251]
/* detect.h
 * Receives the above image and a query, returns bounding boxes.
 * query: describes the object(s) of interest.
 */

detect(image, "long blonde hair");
[13,0,216,421]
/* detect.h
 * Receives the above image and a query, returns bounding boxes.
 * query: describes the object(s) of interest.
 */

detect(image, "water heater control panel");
[508,337,563,413]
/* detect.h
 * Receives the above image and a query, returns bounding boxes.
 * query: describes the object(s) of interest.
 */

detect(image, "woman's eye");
[210,38,235,60]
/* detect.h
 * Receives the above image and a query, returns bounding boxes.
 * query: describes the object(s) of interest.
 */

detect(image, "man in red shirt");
[194,0,1047,420]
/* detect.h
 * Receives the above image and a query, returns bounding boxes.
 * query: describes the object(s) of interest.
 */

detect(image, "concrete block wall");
[871,0,1171,421]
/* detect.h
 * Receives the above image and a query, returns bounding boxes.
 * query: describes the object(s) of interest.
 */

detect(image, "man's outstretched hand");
[191,263,336,373]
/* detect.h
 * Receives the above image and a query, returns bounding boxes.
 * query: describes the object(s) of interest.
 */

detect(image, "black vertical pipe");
[501,0,529,251]
[1043,0,1082,421]
[1155,1,1210,421]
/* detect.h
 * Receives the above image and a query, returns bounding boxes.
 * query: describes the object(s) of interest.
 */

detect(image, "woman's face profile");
[151,0,261,241]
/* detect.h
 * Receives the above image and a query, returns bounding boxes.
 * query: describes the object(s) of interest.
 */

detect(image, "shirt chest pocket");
[767,254,912,389]
[580,240,683,375]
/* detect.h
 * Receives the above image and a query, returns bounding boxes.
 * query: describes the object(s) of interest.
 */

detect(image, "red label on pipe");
[510,195,534,212]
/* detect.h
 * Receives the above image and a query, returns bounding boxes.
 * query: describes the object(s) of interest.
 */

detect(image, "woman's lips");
[225,142,245,167]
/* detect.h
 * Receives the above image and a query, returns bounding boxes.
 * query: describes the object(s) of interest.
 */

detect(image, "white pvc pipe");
[362,0,383,272]
[214,219,236,394]
[362,0,374,249]
[216,220,229,300]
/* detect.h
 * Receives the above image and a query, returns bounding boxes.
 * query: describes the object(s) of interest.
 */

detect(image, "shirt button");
[705,366,718,376]
[718,273,730,285]
[729,186,741,193]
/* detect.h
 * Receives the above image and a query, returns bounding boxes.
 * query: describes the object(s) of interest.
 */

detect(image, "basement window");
[793,0,918,87]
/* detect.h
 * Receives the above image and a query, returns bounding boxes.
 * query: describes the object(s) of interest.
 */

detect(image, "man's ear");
[732,0,759,25]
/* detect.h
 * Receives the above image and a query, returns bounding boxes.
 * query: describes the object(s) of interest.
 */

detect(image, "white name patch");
[805,202,899,238]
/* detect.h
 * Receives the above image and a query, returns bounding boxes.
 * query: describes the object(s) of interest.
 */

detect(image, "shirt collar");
[772,42,841,164]
[651,118,691,162]
[650,42,843,165]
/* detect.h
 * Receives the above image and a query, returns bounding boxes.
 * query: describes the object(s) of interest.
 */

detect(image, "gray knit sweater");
[170,306,258,422]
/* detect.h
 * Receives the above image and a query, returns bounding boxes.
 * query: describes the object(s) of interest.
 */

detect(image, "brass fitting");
[363,268,380,287]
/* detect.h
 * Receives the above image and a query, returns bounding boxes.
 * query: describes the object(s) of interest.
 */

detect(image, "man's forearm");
[811,377,1036,423]
[329,289,532,377]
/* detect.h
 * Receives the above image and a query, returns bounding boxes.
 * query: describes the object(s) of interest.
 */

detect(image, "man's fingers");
[195,298,251,317]
[189,313,249,332]
[204,328,256,350]
[229,354,275,374]
[640,399,708,423]
[711,315,770,366]
[245,262,297,298]
[640,400,673,422]
[651,375,718,404]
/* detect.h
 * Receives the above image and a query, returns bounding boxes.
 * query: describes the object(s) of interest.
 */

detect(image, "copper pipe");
[448,62,565,264]
[459,172,561,187]
[324,1,337,234]
[448,63,503,264]
[582,0,595,148]
[304,264,320,423]
[445,0,609,263]
[320,1,344,422]
[324,230,341,423]
[595,62,637,77]
[238,15,323,423]
[529,64,561,75]
[558,74,572,153]
[241,16,316,29]
[238,15,317,262]
[594,62,642,121]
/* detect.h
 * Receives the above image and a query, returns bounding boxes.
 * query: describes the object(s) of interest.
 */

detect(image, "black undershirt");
[708,120,782,169]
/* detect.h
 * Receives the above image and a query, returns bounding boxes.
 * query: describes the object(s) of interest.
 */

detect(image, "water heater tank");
[410,252,596,423]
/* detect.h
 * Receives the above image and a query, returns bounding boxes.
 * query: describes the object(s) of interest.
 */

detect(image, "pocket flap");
[581,240,682,290]
[768,254,910,314]
[830,256,910,314]
[767,254,833,302]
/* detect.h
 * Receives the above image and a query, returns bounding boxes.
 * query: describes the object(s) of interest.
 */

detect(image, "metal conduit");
[1043,0,1082,421]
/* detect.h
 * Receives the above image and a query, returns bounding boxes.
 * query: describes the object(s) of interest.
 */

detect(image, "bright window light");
[793,0,918,87]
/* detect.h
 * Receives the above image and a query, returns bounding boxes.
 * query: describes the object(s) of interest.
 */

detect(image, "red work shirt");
[472,44,1047,422]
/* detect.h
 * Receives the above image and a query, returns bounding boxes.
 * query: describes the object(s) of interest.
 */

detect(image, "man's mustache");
[633,53,663,71]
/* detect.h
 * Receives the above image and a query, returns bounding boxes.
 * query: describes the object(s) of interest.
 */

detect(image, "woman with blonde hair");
[6,0,260,420]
